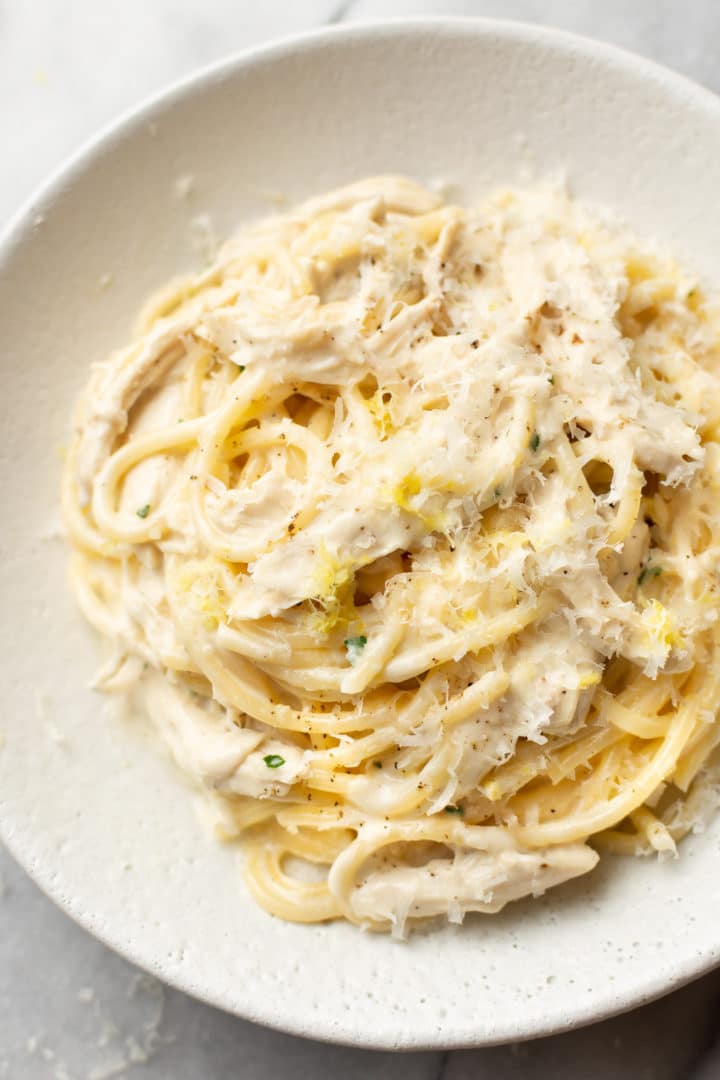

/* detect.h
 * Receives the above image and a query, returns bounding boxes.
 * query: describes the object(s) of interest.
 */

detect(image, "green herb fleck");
[445,805,464,815]
[530,432,541,452]
[548,374,555,385]
[344,635,368,648]
[237,364,246,372]
[136,504,150,519]
[263,754,285,769]
[638,565,663,585]
[493,487,502,499]
[373,761,383,769]
[344,634,367,664]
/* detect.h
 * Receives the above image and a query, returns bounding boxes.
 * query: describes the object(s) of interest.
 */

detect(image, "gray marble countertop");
[3,2,720,1077]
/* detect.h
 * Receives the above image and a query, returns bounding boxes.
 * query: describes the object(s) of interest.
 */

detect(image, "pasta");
[62,176,720,935]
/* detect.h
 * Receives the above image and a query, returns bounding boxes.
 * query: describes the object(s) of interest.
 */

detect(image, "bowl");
[2,17,720,1050]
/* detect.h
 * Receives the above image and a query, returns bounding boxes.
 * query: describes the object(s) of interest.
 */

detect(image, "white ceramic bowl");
[2,18,720,1050]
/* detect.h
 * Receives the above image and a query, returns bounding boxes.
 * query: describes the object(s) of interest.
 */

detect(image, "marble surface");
[2,2,720,1076]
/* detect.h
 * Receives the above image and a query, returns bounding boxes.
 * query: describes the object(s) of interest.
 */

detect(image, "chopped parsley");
[136,504,150,519]
[638,565,663,585]
[344,635,367,664]
[529,432,541,452]
[493,486,502,499]
[373,761,383,769]
[237,364,246,372]
[445,805,464,815]
[548,374,555,385]
[263,754,285,769]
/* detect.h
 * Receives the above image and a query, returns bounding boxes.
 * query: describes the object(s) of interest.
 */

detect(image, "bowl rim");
[2,15,720,1050]
[3,13,720,256]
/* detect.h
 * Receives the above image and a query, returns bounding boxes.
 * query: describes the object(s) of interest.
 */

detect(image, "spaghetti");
[63,177,720,934]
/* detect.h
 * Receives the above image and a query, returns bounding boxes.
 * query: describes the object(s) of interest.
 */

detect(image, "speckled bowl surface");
[2,18,720,1050]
